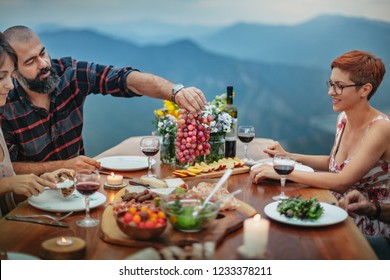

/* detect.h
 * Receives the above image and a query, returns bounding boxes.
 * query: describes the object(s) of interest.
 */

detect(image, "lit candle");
[243,214,269,256]
[107,172,123,185]
[56,237,73,247]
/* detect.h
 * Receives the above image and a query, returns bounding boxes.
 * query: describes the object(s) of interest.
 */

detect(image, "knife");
[128,180,150,188]
[6,216,69,228]
[98,170,133,179]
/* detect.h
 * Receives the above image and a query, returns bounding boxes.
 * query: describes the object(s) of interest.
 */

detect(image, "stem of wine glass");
[244,143,248,159]
[84,195,90,219]
[280,175,286,196]
[147,156,152,177]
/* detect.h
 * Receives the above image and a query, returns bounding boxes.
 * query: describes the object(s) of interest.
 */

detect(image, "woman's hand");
[250,163,279,184]
[263,141,289,157]
[0,174,56,198]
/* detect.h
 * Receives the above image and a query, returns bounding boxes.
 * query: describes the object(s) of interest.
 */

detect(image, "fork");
[15,211,74,221]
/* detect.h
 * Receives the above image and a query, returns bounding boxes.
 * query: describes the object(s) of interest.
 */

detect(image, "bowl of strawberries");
[115,205,167,240]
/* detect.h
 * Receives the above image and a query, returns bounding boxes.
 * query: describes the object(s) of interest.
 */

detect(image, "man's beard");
[17,66,60,94]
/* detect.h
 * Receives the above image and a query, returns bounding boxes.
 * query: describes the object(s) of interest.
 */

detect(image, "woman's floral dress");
[329,112,390,238]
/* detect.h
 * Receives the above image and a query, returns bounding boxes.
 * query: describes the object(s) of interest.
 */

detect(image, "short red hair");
[331,50,386,100]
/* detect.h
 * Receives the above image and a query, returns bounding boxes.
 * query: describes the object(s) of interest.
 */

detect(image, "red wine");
[225,141,236,158]
[76,182,100,195]
[238,134,254,143]
[141,148,159,157]
[273,165,294,175]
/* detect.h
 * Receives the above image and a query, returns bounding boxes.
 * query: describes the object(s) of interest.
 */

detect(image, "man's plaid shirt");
[1,57,139,162]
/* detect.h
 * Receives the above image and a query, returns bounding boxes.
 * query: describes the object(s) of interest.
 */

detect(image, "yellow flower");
[162,100,180,119]
[164,101,174,113]
[154,109,164,117]
[172,109,180,118]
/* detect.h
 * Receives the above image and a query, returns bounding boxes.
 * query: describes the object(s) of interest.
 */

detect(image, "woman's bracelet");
[369,201,382,220]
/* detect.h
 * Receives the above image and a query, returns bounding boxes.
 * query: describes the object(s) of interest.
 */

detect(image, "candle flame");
[60,236,66,242]
[253,214,261,221]
[111,172,115,177]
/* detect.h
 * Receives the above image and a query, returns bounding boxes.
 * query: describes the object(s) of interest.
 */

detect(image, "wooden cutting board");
[100,188,257,249]
[166,165,250,179]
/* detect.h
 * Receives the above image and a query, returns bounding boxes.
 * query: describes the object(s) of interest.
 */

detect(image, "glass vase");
[160,135,176,165]
[205,133,225,164]
[175,158,190,169]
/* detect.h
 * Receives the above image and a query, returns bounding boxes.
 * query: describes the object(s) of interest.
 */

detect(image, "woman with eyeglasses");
[0,33,74,216]
[250,50,389,258]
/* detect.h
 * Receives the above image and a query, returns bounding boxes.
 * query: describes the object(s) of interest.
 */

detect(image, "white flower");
[202,104,233,134]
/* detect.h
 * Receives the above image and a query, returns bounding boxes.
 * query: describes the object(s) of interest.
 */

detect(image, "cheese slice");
[164,178,185,188]
[139,176,168,188]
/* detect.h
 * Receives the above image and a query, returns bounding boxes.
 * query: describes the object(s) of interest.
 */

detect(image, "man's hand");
[339,190,376,217]
[63,155,101,171]
[40,168,76,183]
[174,86,206,113]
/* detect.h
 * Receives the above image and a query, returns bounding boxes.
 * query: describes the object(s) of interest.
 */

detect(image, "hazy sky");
[1,0,390,30]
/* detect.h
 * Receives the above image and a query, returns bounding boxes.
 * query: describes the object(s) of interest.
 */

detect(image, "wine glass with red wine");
[238,126,255,164]
[75,169,101,227]
[140,136,160,177]
[272,154,295,201]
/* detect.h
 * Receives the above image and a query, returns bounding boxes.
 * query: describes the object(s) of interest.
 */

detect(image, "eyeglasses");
[326,81,363,95]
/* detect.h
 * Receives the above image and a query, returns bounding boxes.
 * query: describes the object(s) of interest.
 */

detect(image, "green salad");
[164,198,217,231]
[277,197,324,220]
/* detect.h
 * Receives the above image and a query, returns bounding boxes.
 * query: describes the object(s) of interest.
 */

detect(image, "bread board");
[100,188,257,249]
[167,165,250,179]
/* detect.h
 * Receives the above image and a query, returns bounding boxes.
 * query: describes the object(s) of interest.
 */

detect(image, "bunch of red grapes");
[175,112,214,164]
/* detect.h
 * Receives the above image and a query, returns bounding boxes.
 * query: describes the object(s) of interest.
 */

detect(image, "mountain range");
[37,15,390,157]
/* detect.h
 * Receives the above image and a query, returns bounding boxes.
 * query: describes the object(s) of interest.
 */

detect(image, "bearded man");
[1,26,206,175]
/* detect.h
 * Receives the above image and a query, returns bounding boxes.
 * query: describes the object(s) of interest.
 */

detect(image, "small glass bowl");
[161,198,220,233]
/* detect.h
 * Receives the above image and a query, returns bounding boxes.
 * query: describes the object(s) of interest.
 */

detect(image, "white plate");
[98,156,156,171]
[28,190,106,212]
[251,158,315,172]
[6,252,40,260]
[264,201,348,227]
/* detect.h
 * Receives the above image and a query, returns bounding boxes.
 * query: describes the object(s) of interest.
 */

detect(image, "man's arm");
[12,156,101,175]
[125,71,206,113]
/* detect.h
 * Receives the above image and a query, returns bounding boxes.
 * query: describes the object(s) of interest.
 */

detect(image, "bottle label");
[225,118,237,141]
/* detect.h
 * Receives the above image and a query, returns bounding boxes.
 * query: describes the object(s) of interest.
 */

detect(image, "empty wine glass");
[140,136,160,177]
[272,154,295,201]
[75,169,101,227]
[238,126,255,164]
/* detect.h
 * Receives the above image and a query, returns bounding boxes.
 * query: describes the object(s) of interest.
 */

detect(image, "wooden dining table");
[0,136,377,260]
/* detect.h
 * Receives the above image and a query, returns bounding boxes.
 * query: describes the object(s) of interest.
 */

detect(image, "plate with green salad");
[264,197,348,227]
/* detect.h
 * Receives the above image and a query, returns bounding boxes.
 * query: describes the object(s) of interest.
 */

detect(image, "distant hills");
[196,15,390,68]
[37,15,390,157]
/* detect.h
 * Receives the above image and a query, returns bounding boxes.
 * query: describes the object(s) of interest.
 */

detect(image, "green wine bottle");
[223,86,238,157]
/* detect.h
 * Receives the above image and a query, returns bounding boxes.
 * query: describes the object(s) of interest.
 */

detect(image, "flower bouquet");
[154,101,181,165]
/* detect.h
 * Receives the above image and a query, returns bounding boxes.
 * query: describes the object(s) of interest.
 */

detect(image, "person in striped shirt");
[1,26,206,176]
